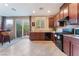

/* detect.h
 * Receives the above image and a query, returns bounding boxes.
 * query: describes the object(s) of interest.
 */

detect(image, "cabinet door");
[63,37,71,56]
[49,17,54,28]
[60,10,64,19]
[30,32,45,41]
[51,33,55,43]
[54,14,59,27]
[54,19,58,27]
[64,6,69,17]
[71,40,79,56]
[69,3,77,20]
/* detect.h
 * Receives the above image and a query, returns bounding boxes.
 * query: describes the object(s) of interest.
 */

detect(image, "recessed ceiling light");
[4,3,8,7]
[33,10,35,13]
[64,9,68,13]
[48,10,51,13]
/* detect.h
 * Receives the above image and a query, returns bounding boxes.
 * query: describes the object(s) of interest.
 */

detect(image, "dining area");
[0,16,30,46]
[0,16,13,45]
[0,30,11,45]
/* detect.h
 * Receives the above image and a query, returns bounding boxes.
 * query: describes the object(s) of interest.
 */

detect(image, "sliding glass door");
[16,19,22,37]
[4,18,14,39]
[23,18,30,36]
[2,17,30,40]
[15,17,30,38]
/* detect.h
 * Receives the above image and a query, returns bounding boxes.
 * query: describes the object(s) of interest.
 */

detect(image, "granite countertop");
[63,34,79,39]
[30,31,56,33]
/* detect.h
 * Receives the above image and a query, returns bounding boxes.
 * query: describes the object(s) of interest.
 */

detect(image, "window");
[5,19,13,31]
[36,17,45,28]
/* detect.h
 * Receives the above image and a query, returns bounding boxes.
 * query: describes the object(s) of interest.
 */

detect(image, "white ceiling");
[0,3,63,16]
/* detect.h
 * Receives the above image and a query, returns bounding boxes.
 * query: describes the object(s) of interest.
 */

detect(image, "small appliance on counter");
[62,28,74,34]
[74,28,79,36]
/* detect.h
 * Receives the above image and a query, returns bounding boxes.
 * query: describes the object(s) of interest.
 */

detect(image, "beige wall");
[31,16,52,32]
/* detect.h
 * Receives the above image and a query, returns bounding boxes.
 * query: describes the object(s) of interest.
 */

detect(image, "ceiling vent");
[11,8,16,11]
[39,7,44,10]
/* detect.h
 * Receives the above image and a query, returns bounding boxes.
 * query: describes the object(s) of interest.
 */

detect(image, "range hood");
[58,16,69,22]
[58,16,69,26]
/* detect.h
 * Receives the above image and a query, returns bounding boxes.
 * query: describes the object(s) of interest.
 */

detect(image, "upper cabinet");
[69,3,77,22]
[63,6,69,17]
[60,3,69,19]
[49,3,79,27]
[59,3,79,25]
[49,17,54,28]
[68,3,79,24]
[60,10,64,19]
[54,13,60,27]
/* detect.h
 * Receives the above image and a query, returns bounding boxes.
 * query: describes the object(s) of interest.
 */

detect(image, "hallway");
[0,37,66,56]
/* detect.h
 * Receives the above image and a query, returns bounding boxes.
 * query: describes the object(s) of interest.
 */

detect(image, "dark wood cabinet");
[50,3,79,27]
[60,10,64,19]
[69,3,77,20]
[53,4,69,27]
[63,36,79,56]
[63,36,71,56]
[49,17,54,28]
[53,14,59,27]
[71,39,79,56]
[77,4,79,23]
[63,6,69,17]
[53,16,57,27]
[59,3,79,24]
[30,32,55,42]
[30,32,45,41]
[68,3,79,24]
[60,3,69,18]
[51,33,55,43]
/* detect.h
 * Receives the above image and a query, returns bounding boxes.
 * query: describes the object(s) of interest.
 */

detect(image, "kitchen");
[30,3,79,56]
[0,3,79,56]
[49,3,79,56]
[0,1,78,59]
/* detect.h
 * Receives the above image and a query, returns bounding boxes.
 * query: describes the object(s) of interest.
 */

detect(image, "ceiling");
[0,3,63,16]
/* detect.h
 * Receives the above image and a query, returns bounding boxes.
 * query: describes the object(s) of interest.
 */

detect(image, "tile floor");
[0,36,66,56]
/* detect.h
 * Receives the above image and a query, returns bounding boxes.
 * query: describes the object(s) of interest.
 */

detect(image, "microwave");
[74,28,79,36]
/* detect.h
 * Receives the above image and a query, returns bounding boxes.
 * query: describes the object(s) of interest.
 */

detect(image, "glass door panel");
[16,19,22,37]
[4,18,14,39]
[23,19,30,36]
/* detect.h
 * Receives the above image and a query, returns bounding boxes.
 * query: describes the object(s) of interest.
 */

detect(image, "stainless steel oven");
[54,32,63,51]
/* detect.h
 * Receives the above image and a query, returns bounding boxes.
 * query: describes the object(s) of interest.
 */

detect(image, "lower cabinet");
[63,36,79,56]
[71,39,79,56]
[51,33,55,43]
[63,36,71,56]
[30,32,45,41]
[30,32,55,41]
